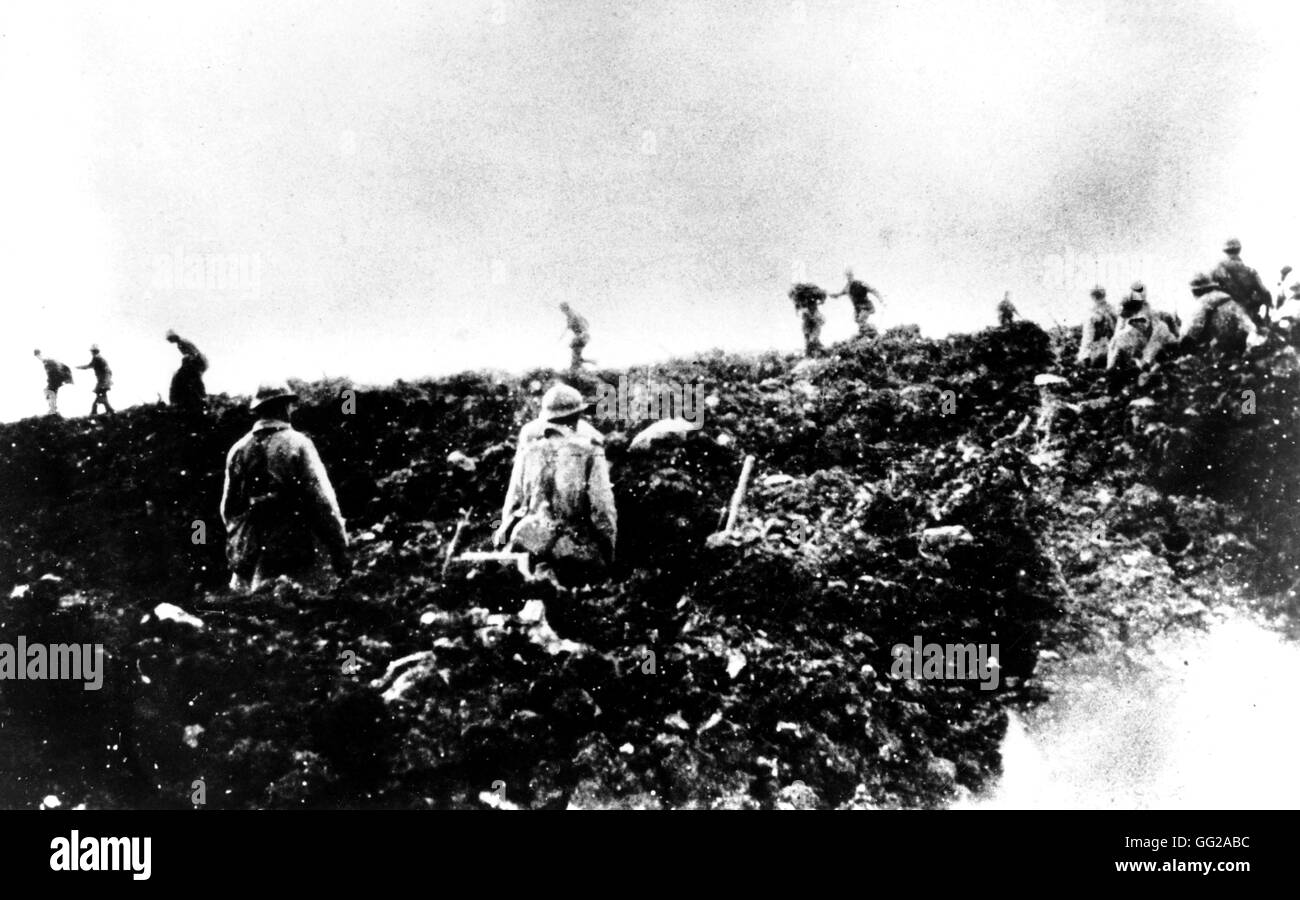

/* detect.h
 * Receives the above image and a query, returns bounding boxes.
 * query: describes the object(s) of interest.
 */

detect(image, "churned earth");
[1,322,1296,809]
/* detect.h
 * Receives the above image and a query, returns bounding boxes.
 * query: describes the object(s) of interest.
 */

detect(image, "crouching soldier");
[221,384,350,591]
[1182,273,1265,357]
[494,383,617,587]
[1077,286,1116,367]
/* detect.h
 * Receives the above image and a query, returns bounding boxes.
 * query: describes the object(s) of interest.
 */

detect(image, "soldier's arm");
[219,444,241,526]
[586,449,618,563]
[1251,271,1272,308]
[1105,333,1122,370]
[495,441,526,546]
[296,439,348,554]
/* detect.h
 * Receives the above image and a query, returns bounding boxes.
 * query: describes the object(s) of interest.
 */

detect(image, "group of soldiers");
[219,380,617,595]
[1077,238,1289,372]
[33,330,209,417]
[789,269,884,356]
[783,239,1293,370]
[34,237,1297,600]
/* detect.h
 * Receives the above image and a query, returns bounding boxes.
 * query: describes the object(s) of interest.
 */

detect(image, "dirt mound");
[1,325,1295,808]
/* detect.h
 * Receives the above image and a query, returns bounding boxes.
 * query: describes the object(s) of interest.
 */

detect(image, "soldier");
[788,283,828,356]
[77,345,114,416]
[494,383,617,587]
[1276,282,1300,342]
[1108,281,1178,372]
[33,349,73,416]
[166,329,208,412]
[830,269,883,338]
[996,291,1018,327]
[1076,285,1116,367]
[1120,281,1179,335]
[1211,238,1272,326]
[558,302,590,372]
[221,384,350,591]
[1106,314,1176,371]
[1182,272,1264,356]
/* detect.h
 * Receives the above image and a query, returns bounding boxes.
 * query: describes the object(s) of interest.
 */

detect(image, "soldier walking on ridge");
[166,329,208,412]
[33,349,73,416]
[830,269,883,338]
[559,303,590,372]
[996,291,1018,327]
[789,283,828,356]
[77,345,114,415]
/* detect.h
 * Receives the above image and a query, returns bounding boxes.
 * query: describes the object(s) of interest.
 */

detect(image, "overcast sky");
[2,0,1298,421]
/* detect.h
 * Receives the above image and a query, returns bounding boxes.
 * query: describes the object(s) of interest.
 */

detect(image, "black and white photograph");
[1,0,1295,880]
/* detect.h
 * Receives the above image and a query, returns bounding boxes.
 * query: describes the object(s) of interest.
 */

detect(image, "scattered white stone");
[629,417,702,451]
[664,712,690,731]
[478,790,519,810]
[919,525,975,553]
[446,450,477,472]
[41,795,60,809]
[153,603,204,630]
[9,584,29,599]
[726,650,747,679]
[371,651,441,704]
[518,599,546,624]
[182,725,204,749]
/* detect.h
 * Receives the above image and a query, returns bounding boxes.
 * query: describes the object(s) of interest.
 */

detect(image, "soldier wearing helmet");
[1077,285,1117,367]
[1211,238,1271,326]
[221,383,350,591]
[77,344,114,416]
[495,383,617,586]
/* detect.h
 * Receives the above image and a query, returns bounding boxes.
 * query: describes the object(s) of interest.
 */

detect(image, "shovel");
[441,509,534,578]
[449,550,533,577]
[708,454,756,543]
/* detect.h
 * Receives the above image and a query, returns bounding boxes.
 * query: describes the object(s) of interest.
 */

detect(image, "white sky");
[2,0,1298,420]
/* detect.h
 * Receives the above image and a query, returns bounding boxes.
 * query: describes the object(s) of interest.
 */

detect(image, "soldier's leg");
[801,311,819,355]
[570,337,588,370]
[103,391,114,414]
[1181,304,1212,349]
[45,388,58,415]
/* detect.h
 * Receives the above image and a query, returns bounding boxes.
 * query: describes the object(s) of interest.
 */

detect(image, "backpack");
[225,431,306,579]
[56,363,73,387]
